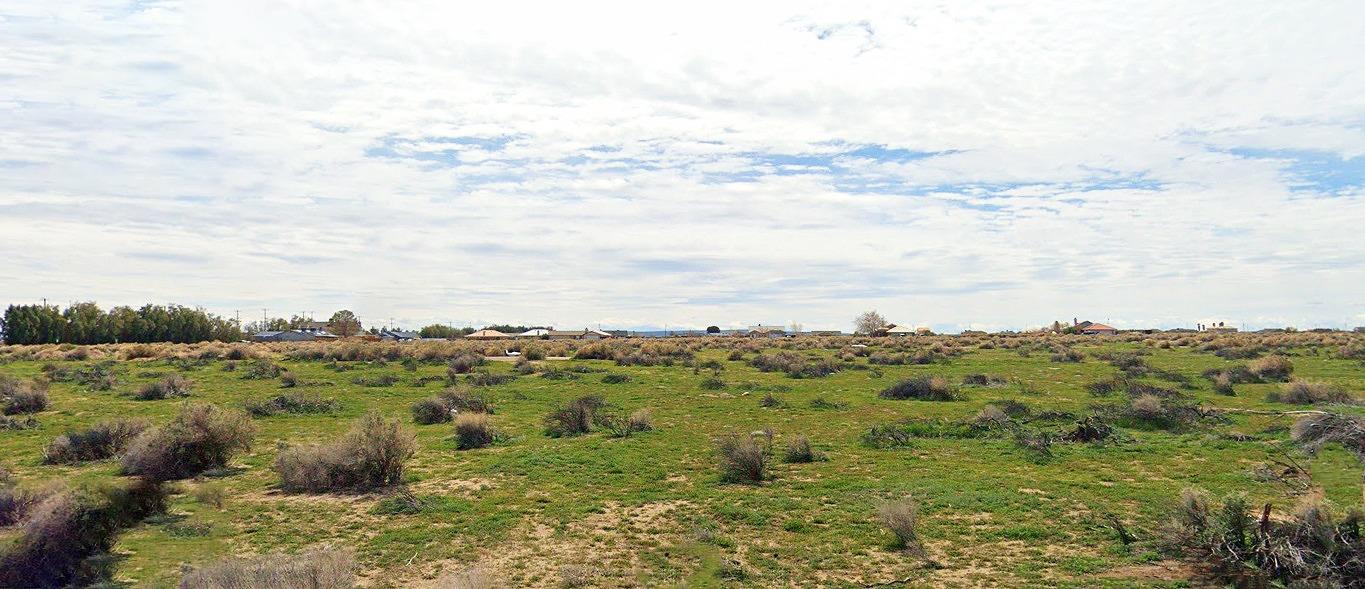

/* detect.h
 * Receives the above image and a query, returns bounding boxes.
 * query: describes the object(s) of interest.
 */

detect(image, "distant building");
[747,325,787,338]
[252,330,318,342]
[1204,322,1238,333]
[516,328,550,338]
[1079,323,1118,335]
[886,325,916,337]
[465,329,513,340]
[548,329,615,340]
[378,330,420,341]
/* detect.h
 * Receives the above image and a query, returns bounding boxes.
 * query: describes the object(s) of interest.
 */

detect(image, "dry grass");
[178,546,356,589]
[1268,380,1353,405]
[454,413,497,450]
[274,412,415,493]
[44,418,150,464]
[717,433,767,484]
[877,496,927,559]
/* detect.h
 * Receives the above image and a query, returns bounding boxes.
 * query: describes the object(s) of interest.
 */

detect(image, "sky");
[1,1,1363,333]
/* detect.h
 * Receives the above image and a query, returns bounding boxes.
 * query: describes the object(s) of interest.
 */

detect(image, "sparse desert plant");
[809,397,847,410]
[1247,355,1294,381]
[1,478,56,527]
[0,479,168,589]
[628,408,653,432]
[558,564,591,588]
[136,374,194,400]
[1049,348,1084,362]
[0,414,39,430]
[242,359,283,380]
[351,374,398,387]
[699,376,726,390]
[274,412,415,493]
[44,418,150,464]
[782,435,822,463]
[177,546,356,589]
[245,391,338,417]
[447,353,485,377]
[544,395,605,437]
[466,371,515,387]
[877,497,927,558]
[2,378,50,415]
[122,402,256,481]
[1064,415,1115,443]
[1267,380,1352,405]
[879,376,960,401]
[717,432,767,483]
[453,413,497,450]
[436,565,501,589]
[759,392,784,408]
[961,373,1006,386]
[1012,428,1054,460]
[412,387,493,424]
[280,371,298,387]
[191,481,227,510]
[601,373,631,384]
[973,405,1011,429]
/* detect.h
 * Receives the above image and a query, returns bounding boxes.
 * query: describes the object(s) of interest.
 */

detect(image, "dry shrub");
[699,376,726,390]
[1161,489,1365,586]
[1064,415,1115,443]
[1,478,56,527]
[961,373,1006,386]
[454,413,497,450]
[0,414,39,430]
[1292,413,1365,460]
[877,497,927,558]
[749,351,840,378]
[1,377,50,415]
[1268,380,1352,405]
[544,395,604,437]
[412,388,493,424]
[136,374,194,400]
[447,353,486,377]
[242,359,283,380]
[879,376,960,401]
[601,373,631,384]
[1247,355,1294,381]
[628,408,653,432]
[178,546,356,589]
[44,418,150,464]
[192,481,227,510]
[717,433,767,484]
[973,405,1010,429]
[782,435,822,463]
[594,406,653,438]
[274,412,415,493]
[0,479,167,589]
[436,565,501,589]
[245,391,338,417]
[122,402,256,481]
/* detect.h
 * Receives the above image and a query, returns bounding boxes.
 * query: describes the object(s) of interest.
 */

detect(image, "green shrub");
[879,376,960,401]
[245,392,338,417]
[274,412,415,493]
[782,435,822,463]
[122,403,256,481]
[44,419,150,464]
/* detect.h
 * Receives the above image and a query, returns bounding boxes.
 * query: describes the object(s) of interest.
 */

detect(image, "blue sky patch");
[1230,147,1365,193]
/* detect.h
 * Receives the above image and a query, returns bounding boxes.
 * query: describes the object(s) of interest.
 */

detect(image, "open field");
[2,332,1363,588]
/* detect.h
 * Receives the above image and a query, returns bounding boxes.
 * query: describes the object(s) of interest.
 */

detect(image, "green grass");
[0,339,1362,588]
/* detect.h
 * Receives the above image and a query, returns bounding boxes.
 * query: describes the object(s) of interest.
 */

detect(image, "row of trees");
[1,303,244,345]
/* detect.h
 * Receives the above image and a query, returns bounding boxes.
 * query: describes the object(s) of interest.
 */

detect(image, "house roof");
[465,329,512,339]
[518,328,550,337]
[886,325,916,333]
[585,329,613,337]
[382,330,420,339]
[1081,323,1117,331]
[253,331,284,338]
[748,325,785,333]
[547,330,587,336]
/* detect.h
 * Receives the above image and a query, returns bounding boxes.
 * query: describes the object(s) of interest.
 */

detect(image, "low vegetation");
[44,418,150,464]
[178,546,356,589]
[121,402,256,481]
[274,412,415,493]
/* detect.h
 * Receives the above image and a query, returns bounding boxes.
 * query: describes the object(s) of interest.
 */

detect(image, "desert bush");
[44,418,150,464]
[136,374,194,400]
[280,372,298,387]
[544,395,605,437]
[0,414,39,430]
[454,414,497,450]
[879,376,960,401]
[1049,349,1084,362]
[192,481,227,510]
[601,373,631,384]
[749,351,841,378]
[782,435,822,463]
[177,546,356,589]
[1,377,50,415]
[274,412,415,493]
[594,406,653,438]
[961,373,1006,386]
[412,388,493,424]
[1292,413,1365,460]
[242,359,283,380]
[628,408,653,432]
[1267,380,1352,405]
[351,374,398,387]
[1160,489,1365,587]
[0,479,167,589]
[447,354,486,377]
[1064,415,1115,443]
[716,433,767,483]
[809,397,848,410]
[699,376,726,390]
[877,497,927,557]
[862,424,916,448]
[466,371,515,387]
[1248,355,1294,381]
[245,392,338,417]
[973,405,1011,429]
[122,402,256,481]
[1012,428,1054,460]
[0,479,55,527]
[435,566,500,589]
[727,350,746,361]
[1103,395,1216,431]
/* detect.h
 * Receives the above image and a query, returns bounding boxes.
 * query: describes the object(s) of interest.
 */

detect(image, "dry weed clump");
[1,376,50,415]
[782,435,823,463]
[122,402,256,481]
[453,413,498,450]
[435,565,501,589]
[1247,355,1295,381]
[44,418,150,464]
[245,391,338,417]
[749,351,841,378]
[177,546,356,589]
[877,497,929,559]
[1267,380,1353,405]
[717,432,767,484]
[135,374,194,400]
[274,412,415,493]
[544,395,605,437]
[411,387,494,425]
[879,376,961,401]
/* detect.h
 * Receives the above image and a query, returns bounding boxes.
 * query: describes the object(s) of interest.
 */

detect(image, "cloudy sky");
[2,1,1362,333]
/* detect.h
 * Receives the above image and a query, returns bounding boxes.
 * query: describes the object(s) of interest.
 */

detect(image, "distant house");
[252,330,318,342]
[1080,323,1118,336]
[465,329,512,340]
[886,325,916,337]
[516,328,550,338]
[547,329,615,340]
[747,325,786,339]
[378,330,420,341]
[1205,322,1238,333]
[295,321,331,334]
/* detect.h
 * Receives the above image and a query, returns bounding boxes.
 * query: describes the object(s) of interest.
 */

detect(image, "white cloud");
[1,0,1362,332]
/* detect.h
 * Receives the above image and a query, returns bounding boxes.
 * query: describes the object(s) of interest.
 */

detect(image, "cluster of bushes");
[1097,394,1222,431]
[122,403,256,481]
[242,359,284,380]
[592,406,653,438]
[544,395,649,439]
[274,412,414,493]
[245,392,339,417]
[134,374,194,400]
[867,350,939,365]
[961,373,1007,386]
[0,478,169,589]
[715,430,822,483]
[350,374,398,387]
[42,360,118,390]
[1161,489,1364,587]
[446,353,486,377]
[879,376,961,401]
[749,351,841,378]
[44,418,150,464]
[863,410,1118,455]
[0,376,49,414]
[1266,380,1353,405]
[412,387,494,424]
